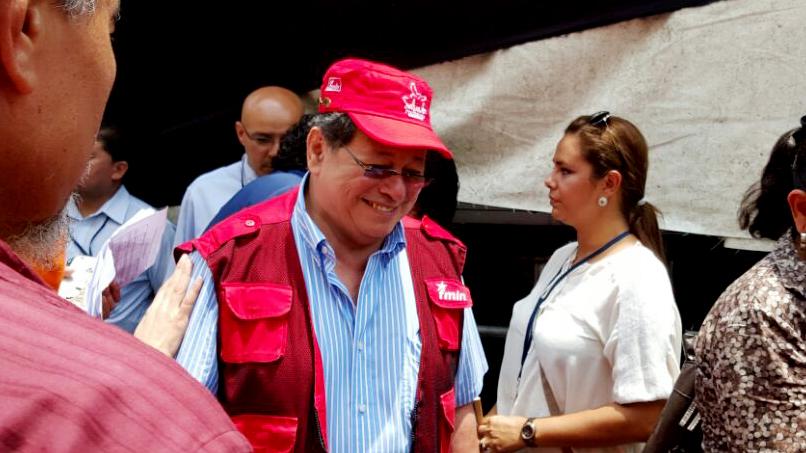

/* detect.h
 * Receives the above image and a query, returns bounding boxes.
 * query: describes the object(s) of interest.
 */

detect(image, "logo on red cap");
[402,82,428,121]
[316,58,453,158]
[325,77,342,93]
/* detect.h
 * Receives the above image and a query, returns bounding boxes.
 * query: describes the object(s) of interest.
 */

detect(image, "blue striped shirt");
[176,179,487,452]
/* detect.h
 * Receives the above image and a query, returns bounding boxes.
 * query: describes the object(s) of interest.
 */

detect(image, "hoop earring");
[598,196,608,207]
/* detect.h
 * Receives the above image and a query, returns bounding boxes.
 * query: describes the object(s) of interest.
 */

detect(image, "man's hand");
[101,281,121,319]
[134,254,202,357]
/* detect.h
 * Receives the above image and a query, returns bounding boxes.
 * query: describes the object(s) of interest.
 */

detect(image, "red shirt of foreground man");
[0,241,249,451]
[0,0,250,449]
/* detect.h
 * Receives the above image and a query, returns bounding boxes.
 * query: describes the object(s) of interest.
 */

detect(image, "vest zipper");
[313,408,326,451]
[409,398,421,451]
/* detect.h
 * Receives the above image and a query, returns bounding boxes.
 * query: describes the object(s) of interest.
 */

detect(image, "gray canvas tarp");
[408,0,805,246]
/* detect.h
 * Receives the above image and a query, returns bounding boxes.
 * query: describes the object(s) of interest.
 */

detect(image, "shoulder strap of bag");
[540,366,575,453]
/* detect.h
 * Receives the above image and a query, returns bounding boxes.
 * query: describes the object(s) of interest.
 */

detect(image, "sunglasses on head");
[589,111,611,128]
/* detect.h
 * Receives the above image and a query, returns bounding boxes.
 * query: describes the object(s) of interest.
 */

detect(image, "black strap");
[68,216,111,258]
[518,230,631,379]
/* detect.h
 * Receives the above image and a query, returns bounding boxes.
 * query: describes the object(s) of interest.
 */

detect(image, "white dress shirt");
[497,241,682,453]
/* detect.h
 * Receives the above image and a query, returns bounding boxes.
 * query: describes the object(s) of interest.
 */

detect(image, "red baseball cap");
[318,58,452,158]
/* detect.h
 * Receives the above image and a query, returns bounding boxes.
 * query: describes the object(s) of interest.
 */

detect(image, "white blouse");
[496,241,682,453]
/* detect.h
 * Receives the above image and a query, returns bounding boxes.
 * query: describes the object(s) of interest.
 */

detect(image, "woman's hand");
[133,254,202,357]
[478,415,528,452]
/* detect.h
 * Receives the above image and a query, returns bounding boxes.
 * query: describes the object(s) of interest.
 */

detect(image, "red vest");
[179,188,472,453]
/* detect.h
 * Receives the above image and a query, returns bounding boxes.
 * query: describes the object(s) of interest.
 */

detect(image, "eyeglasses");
[241,125,284,147]
[342,145,433,188]
[589,111,611,128]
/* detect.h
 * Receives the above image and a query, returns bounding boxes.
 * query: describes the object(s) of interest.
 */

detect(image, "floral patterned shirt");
[695,235,806,452]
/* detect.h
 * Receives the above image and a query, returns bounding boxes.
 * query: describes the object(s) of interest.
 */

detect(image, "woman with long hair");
[478,112,682,452]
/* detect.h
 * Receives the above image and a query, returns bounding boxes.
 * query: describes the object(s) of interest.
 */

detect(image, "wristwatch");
[520,417,538,447]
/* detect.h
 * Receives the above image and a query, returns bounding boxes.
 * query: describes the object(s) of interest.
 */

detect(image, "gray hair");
[55,0,97,16]
[5,197,72,272]
[309,112,357,148]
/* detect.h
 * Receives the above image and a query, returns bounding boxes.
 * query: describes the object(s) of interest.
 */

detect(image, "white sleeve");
[603,255,682,404]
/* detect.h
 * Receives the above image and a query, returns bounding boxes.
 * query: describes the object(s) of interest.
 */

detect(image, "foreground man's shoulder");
[0,281,248,451]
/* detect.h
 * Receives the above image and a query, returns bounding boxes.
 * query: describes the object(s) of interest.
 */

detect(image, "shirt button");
[356,341,364,351]
[244,219,256,227]
[358,404,366,413]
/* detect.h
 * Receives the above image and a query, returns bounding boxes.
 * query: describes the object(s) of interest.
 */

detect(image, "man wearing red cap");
[175,58,488,452]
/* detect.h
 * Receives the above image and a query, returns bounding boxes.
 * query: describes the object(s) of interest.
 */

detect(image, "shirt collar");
[67,186,130,224]
[241,154,259,186]
[291,173,407,263]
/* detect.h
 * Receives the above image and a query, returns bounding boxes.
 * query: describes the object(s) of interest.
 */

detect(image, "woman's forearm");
[533,400,665,447]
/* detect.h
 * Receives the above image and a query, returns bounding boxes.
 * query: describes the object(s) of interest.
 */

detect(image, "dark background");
[104,0,758,412]
[106,0,718,207]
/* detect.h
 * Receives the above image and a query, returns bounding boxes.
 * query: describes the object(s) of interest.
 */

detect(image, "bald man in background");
[174,86,304,245]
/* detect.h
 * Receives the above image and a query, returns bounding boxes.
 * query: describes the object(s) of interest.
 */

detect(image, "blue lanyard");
[69,216,111,258]
[517,230,631,380]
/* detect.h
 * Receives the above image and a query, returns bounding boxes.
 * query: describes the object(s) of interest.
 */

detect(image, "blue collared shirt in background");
[174,154,258,246]
[206,170,304,230]
[176,174,487,453]
[66,186,176,333]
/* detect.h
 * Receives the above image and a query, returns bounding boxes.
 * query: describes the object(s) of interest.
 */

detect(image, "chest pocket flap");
[220,282,293,363]
[425,278,472,351]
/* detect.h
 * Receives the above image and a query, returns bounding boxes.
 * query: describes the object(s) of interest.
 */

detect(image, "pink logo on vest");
[425,278,472,308]
[402,82,428,121]
[436,281,466,301]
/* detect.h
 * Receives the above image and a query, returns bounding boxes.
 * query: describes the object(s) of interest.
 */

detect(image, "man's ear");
[0,0,41,94]
[111,161,128,182]
[234,121,248,147]
[787,189,806,233]
[306,126,327,176]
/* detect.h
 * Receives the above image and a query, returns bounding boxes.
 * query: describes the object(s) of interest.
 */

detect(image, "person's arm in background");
[173,251,221,392]
[173,186,196,247]
[106,220,178,332]
[701,303,806,449]
[452,307,488,452]
[148,221,177,289]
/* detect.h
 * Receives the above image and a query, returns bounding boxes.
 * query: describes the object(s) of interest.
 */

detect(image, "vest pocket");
[219,282,293,363]
[425,277,473,351]
[439,387,456,453]
[232,414,297,453]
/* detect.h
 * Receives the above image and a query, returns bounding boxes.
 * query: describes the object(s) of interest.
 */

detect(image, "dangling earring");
[598,196,608,207]
[800,232,806,253]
